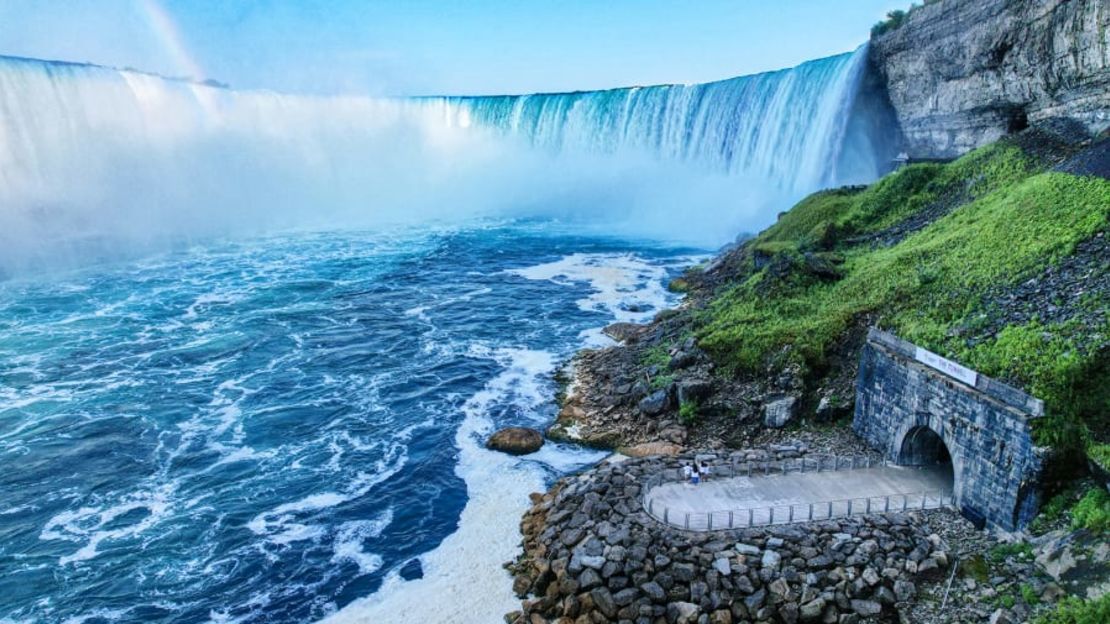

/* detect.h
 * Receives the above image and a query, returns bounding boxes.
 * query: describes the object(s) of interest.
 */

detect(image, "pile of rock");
[508,455,952,623]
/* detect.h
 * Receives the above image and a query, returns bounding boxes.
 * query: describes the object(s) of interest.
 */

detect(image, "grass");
[1033,595,1110,624]
[990,541,1034,564]
[694,137,1110,454]
[1070,488,1110,534]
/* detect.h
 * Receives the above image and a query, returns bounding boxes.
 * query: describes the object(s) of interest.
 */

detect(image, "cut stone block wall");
[853,328,1044,530]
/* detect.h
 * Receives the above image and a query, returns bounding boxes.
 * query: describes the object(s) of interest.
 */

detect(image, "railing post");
[664,508,669,524]
[729,510,734,529]
[884,496,890,512]
[866,497,871,513]
[808,503,813,521]
[827,501,833,518]
[748,508,753,527]
[708,513,713,531]
[747,463,753,478]
[848,500,853,516]
[770,507,775,524]
[789,505,794,523]
[921,492,927,510]
[902,495,907,512]
[685,513,690,530]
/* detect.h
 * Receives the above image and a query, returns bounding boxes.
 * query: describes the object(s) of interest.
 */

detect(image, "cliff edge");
[870,0,1110,159]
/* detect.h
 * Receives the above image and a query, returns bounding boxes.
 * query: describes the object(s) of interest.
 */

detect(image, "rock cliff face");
[870,0,1110,159]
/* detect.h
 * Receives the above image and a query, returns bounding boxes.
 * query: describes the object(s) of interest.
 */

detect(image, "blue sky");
[0,1,905,95]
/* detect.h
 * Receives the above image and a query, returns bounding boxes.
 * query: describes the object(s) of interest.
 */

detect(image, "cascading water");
[441,47,885,194]
[0,46,894,276]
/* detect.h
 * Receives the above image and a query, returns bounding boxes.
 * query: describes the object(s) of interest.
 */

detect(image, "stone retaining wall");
[509,453,954,624]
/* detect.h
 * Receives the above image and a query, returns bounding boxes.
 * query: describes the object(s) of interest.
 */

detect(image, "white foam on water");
[509,252,671,324]
[40,485,174,565]
[318,253,687,624]
[331,510,393,575]
[320,347,555,624]
[248,445,407,547]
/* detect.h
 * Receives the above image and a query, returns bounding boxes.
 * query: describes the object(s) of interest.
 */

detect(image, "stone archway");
[898,425,955,493]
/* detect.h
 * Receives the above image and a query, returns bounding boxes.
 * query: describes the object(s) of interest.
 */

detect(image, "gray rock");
[714,558,732,576]
[641,581,666,603]
[590,587,617,618]
[578,568,602,591]
[638,390,670,416]
[736,543,761,556]
[745,587,767,611]
[800,598,826,621]
[893,580,916,602]
[667,601,700,624]
[612,587,640,606]
[850,599,882,617]
[762,550,782,570]
[673,562,696,582]
[763,396,798,428]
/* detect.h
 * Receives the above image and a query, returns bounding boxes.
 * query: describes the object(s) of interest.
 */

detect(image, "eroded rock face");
[870,0,1110,159]
[487,427,544,455]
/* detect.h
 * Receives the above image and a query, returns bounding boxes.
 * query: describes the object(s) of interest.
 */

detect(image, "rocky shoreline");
[502,444,1101,624]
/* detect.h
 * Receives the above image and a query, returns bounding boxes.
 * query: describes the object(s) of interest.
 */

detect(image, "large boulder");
[486,427,544,455]
[622,441,684,457]
[763,396,798,428]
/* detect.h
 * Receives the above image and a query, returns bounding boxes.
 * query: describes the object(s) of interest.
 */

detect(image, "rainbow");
[137,0,207,83]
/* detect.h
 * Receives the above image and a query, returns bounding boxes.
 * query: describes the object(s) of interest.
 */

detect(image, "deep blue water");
[0,223,696,623]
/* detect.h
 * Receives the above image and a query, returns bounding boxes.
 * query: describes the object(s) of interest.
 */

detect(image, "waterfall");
[438,46,887,195]
[0,47,895,275]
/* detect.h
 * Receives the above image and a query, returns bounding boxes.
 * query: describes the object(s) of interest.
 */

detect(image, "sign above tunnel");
[913,346,978,387]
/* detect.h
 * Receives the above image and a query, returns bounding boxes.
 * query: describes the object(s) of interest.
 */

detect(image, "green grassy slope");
[694,139,1110,454]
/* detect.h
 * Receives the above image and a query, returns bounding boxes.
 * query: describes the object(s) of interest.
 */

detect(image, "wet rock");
[487,427,544,455]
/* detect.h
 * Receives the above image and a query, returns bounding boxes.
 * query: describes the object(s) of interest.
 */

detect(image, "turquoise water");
[0,223,696,623]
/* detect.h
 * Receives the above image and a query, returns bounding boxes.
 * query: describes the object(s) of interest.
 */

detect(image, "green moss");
[962,555,990,583]
[1071,488,1110,534]
[668,278,690,293]
[679,399,699,425]
[1033,594,1110,624]
[696,136,1109,451]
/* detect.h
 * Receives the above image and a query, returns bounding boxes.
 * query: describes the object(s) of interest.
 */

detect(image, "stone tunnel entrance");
[853,328,1045,530]
[898,426,954,493]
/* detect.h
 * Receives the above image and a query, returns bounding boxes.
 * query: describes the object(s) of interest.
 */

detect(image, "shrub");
[678,399,699,425]
[1070,488,1110,533]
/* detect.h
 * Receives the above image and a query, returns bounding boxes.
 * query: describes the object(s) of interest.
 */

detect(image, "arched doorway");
[898,426,955,492]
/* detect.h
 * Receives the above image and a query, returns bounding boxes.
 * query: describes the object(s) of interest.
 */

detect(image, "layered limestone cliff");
[870,0,1110,159]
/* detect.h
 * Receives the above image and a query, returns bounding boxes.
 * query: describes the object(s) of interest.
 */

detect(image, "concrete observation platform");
[645,465,953,531]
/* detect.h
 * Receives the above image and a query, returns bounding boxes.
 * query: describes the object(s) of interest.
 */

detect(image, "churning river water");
[0,222,700,623]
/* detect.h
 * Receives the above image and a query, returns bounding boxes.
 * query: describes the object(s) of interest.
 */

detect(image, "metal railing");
[639,454,954,532]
